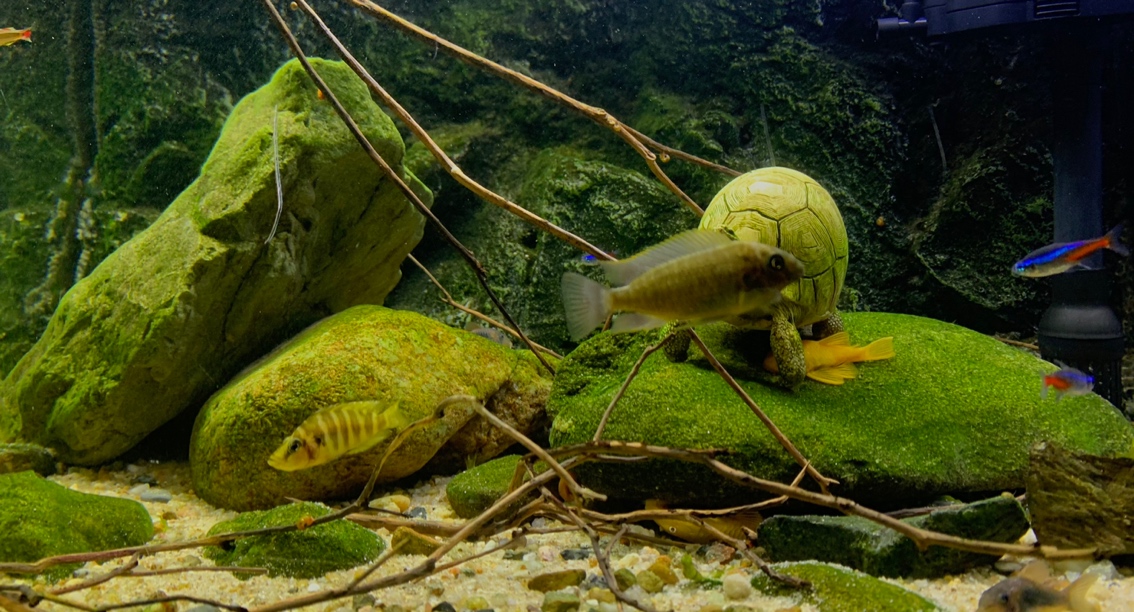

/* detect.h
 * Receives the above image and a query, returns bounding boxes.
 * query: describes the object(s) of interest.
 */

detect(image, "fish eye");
[769,254,785,271]
[287,439,302,455]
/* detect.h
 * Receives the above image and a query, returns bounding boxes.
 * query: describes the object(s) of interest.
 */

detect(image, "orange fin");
[808,363,857,385]
[861,337,895,362]
[817,331,851,346]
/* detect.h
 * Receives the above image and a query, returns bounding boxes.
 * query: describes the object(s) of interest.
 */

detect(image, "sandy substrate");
[6,462,1131,611]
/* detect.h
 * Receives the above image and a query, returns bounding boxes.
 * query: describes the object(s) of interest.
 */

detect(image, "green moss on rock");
[759,495,1029,578]
[0,471,153,564]
[752,562,943,611]
[204,502,382,579]
[190,306,552,511]
[0,58,430,465]
[446,454,525,519]
[548,312,1134,509]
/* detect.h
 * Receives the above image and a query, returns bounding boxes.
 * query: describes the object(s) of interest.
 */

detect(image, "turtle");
[695,166,849,388]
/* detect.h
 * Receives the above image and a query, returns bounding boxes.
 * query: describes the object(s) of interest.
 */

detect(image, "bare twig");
[262,0,554,376]
[344,0,708,216]
[407,254,562,359]
[688,330,837,492]
[548,441,1099,560]
[296,0,616,261]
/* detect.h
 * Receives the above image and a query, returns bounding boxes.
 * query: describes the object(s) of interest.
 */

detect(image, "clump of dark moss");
[204,502,384,579]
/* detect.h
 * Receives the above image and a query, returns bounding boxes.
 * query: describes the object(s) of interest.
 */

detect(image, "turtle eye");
[769,254,785,271]
[287,439,302,455]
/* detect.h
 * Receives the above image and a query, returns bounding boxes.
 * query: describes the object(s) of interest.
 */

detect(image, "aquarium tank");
[1,1,1133,611]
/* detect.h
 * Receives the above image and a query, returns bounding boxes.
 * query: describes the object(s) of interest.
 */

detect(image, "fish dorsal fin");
[817,331,851,346]
[599,229,734,286]
[1064,572,1101,612]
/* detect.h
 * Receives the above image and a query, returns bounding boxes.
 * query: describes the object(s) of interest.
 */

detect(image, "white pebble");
[722,573,752,600]
[128,484,150,497]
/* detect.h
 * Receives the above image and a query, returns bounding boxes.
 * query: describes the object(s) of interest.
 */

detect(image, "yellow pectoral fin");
[807,363,857,385]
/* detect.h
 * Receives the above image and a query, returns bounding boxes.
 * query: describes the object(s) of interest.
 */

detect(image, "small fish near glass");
[0,28,31,47]
[267,400,411,471]
[560,228,804,342]
[1012,224,1127,278]
[643,499,763,545]
[1041,365,1094,401]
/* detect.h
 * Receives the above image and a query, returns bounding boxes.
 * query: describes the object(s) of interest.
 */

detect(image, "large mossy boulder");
[0,58,431,465]
[0,471,153,564]
[204,502,382,579]
[547,312,1134,509]
[190,306,553,511]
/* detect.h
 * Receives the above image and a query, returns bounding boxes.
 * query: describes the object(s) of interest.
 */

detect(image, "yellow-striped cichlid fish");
[561,229,804,341]
[268,401,411,471]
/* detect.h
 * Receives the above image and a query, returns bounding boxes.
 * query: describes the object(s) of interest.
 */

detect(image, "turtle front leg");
[811,310,845,339]
[661,324,691,363]
[770,314,807,389]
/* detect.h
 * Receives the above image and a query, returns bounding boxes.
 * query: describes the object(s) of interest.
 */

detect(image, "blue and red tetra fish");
[1012,224,1128,278]
[1041,365,1094,400]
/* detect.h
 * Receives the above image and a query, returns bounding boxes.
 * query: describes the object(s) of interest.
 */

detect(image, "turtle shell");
[699,166,848,328]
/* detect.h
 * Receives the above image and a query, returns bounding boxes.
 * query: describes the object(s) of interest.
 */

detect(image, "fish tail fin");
[561,272,612,341]
[1064,572,1101,612]
[22,29,31,41]
[1105,223,1129,257]
[383,403,411,431]
[860,337,896,362]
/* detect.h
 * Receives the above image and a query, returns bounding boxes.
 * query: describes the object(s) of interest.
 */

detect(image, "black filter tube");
[1037,31,1125,409]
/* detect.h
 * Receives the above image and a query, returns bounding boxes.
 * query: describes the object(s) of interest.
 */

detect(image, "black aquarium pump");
[878,0,1134,409]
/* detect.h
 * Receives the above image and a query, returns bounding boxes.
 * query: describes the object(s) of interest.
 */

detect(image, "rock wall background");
[2,0,1131,374]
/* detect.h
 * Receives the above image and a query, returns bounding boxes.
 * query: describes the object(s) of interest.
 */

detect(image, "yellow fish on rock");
[268,400,411,471]
[763,331,894,385]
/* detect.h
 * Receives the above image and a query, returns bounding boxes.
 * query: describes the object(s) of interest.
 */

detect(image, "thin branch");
[548,441,1099,560]
[407,254,562,359]
[688,330,837,493]
[262,0,554,375]
[344,0,708,216]
[297,0,615,261]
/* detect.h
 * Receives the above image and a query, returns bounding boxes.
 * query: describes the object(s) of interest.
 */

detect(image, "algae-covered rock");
[758,495,1029,578]
[0,443,56,476]
[0,471,153,564]
[204,502,382,579]
[446,454,526,519]
[1027,441,1134,555]
[0,58,431,465]
[190,306,552,511]
[547,312,1134,509]
[751,562,943,611]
